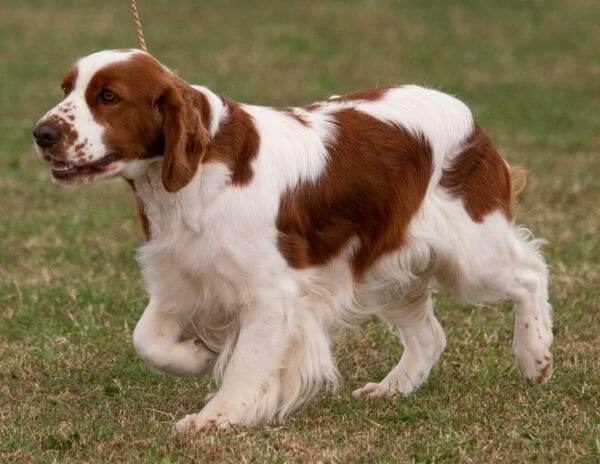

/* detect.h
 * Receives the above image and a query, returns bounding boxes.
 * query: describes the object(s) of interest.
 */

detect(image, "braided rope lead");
[130,0,148,52]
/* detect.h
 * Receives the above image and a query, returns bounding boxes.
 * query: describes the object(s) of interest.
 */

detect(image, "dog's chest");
[132,165,262,310]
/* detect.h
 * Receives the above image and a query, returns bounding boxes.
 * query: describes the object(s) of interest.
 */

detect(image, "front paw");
[353,382,396,398]
[175,410,235,433]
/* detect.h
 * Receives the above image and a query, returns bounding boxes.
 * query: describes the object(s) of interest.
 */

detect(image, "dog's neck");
[124,86,262,241]
[127,156,233,241]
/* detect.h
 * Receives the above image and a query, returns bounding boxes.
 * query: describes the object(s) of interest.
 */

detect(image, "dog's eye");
[61,84,70,96]
[98,89,120,104]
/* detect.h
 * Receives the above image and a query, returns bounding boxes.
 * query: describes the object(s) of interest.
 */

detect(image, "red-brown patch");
[276,108,433,279]
[61,66,78,96]
[84,54,171,163]
[159,79,210,192]
[304,87,391,111]
[329,87,391,103]
[205,100,260,186]
[440,124,512,222]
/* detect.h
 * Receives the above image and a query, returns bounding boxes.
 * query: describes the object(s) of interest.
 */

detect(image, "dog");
[33,49,553,431]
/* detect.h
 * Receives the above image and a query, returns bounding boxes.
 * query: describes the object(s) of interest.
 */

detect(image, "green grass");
[1,0,598,462]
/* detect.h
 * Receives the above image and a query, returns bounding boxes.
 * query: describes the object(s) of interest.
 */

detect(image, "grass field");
[1,0,598,462]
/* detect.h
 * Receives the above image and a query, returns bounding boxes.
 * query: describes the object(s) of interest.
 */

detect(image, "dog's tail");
[509,165,528,202]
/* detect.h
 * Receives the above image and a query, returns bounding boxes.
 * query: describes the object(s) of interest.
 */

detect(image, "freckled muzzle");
[33,113,79,158]
[34,117,122,182]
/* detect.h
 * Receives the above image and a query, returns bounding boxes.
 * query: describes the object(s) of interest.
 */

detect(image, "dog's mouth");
[50,153,122,181]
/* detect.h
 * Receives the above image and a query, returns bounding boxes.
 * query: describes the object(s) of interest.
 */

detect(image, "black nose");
[33,123,62,148]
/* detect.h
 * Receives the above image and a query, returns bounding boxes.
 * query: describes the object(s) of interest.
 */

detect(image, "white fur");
[40,52,553,431]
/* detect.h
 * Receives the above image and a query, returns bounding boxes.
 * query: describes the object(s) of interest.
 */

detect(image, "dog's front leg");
[176,292,292,431]
[132,302,217,377]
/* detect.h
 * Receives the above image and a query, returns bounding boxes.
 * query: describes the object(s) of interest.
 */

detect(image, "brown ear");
[160,80,210,192]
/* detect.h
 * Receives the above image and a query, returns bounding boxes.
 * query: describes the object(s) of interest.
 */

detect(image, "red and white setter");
[34,50,553,431]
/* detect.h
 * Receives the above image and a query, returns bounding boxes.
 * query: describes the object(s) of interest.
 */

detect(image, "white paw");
[353,382,398,399]
[516,350,553,385]
[175,411,234,433]
[514,316,553,385]
[353,368,427,399]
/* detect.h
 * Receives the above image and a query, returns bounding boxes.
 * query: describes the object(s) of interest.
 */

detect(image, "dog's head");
[33,49,210,192]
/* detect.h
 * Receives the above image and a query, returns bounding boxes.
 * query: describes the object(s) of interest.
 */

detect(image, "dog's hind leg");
[435,212,554,385]
[504,229,554,385]
[353,280,446,398]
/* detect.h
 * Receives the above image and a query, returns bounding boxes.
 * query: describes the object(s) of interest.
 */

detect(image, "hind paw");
[516,350,553,385]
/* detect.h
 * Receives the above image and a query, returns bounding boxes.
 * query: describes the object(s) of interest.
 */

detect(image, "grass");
[1,0,598,462]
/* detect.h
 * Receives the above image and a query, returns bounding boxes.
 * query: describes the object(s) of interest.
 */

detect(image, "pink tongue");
[51,160,70,169]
